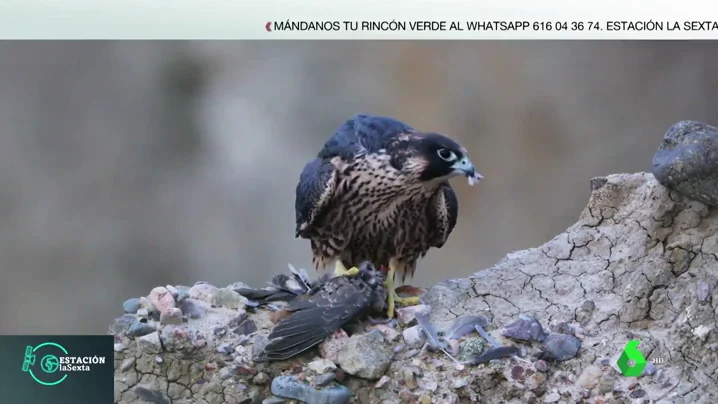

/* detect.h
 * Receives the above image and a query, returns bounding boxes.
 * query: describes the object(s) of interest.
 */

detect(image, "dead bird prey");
[295,114,483,318]
[234,264,329,306]
[257,262,387,361]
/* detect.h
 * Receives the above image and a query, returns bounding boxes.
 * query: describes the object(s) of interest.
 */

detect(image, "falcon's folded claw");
[384,262,421,318]
[333,260,360,277]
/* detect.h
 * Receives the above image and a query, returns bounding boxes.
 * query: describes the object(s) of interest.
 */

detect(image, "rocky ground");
[110,172,718,404]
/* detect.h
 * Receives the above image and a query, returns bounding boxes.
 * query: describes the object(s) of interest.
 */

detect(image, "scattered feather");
[445,315,490,340]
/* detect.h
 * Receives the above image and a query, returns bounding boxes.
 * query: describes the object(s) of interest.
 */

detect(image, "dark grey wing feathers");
[294,158,338,237]
[317,114,415,160]
[261,276,373,361]
[428,181,459,248]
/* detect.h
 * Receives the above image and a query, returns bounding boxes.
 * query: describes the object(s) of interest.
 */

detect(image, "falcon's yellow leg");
[333,261,360,277]
[384,263,421,318]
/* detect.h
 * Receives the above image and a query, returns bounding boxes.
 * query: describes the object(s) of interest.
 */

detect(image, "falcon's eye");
[437,148,457,162]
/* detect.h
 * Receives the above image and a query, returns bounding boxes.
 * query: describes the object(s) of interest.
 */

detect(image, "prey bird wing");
[260,263,386,361]
[426,181,459,249]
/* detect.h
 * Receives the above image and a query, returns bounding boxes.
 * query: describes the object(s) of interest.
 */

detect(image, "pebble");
[136,331,163,354]
[122,298,142,314]
[160,308,184,325]
[418,377,438,392]
[653,120,718,207]
[697,280,711,303]
[314,373,336,387]
[109,314,137,335]
[543,392,560,403]
[402,325,426,349]
[320,329,349,362]
[337,330,393,380]
[120,357,135,372]
[234,319,257,336]
[211,287,247,309]
[371,324,400,342]
[541,333,581,361]
[395,304,430,326]
[501,314,547,342]
[176,298,207,319]
[598,375,614,394]
[271,375,352,404]
[148,286,176,314]
[308,358,337,374]
[630,389,647,399]
[402,368,417,390]
[219,366,234,380]
[535,360,549,372]
[126,322,156,338]
[188,282,218,303]
[458,337,485,362]
[641,362,658,377]
[451,378,468,389]
[374,375,391,389]
[576,365,603,389]
[253,372,270,385]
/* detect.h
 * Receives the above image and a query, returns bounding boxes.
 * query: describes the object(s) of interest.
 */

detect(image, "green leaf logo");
[617,340,647,377]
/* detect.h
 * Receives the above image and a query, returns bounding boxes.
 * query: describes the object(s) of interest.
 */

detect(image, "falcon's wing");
[317,114,416,161]
[294,158,338,237]
[260,275,374,361]
[427,181,459,248]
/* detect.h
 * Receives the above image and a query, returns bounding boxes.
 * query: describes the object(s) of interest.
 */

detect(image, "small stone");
[576,365,602,389]
[234,319,257,336]
[697,280,711,303]
[402,368,417,390]
[252,334,270,360]
[641,362,658,377]
[418,395,432,404]
[541,333,581,361]
[262,398,286,404]
[314,373,335,387]
[581,300,596,312]
[114,342,127,352]
[451,378,468,389]
[630,389,646,399]
[395,304,430,326]
[214,326,227,337]
[535,360,548,372]
[511,366,526,382]
[375,375,391,389]
[653,120,718,207]
[148,286,176,314]
[271,375,352,404]
[155,355,163,363]
[418,377,438,392]
[120,357,135,372]
[211,287,248,309]
[219,366,234,380]
[253,372,270,385]
[693,324,712,340]
[188,283,218,302]
[371,324,400,342]
[447,339,460,356]
[122,298,142,314]
[402,325,426,349]
[320,329,349,362]
[136,331,163,354]
[458,337,485,362]
[501,314,547,342]
[543,392,560,403]
[598,375,614,394]
[126,322,156,338]
[109,314,137,335]
[337,330,393,380]
[160,307,184,325]
[229,312,249,327]
[308,358,337,374]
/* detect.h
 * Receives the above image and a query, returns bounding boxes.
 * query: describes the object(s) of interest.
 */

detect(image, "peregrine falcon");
[259,262,386,361]
[294,114,482,317]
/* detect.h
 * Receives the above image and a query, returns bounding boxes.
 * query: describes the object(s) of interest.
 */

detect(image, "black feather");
[294,158,337,237]
[427,181,459,248]
[260,262,386,361]
[317,114,415,160]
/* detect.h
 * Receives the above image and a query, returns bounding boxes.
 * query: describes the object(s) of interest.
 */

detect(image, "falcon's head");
[401,132,483,186]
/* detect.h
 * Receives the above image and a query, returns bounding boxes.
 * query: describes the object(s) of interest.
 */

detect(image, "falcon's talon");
[395,295,421,306]
[333,261,359,277]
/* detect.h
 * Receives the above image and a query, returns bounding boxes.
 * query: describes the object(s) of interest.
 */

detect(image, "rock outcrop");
[112,172,717,404]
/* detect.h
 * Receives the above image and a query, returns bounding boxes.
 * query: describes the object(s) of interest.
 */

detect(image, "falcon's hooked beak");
[452,156,483,186]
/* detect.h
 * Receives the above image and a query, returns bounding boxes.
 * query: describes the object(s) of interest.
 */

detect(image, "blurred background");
[1,41,717,334]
